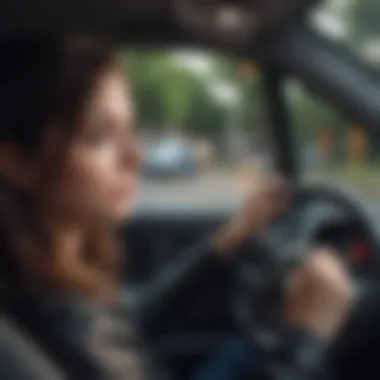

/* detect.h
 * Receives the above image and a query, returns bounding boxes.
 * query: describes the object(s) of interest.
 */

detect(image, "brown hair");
[0,34,123,302]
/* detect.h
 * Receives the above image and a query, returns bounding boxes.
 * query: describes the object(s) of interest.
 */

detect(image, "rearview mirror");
[175,0,319,47]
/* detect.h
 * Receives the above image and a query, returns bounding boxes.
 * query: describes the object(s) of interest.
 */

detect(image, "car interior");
[1,0,380,379]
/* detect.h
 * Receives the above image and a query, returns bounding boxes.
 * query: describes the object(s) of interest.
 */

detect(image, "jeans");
[192,340,259,380]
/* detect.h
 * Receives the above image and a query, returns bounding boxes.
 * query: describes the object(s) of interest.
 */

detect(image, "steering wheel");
[232,183,380,352]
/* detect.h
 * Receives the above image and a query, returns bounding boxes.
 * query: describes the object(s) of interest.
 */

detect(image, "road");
[133,171,380,217]
[135,172,244,210]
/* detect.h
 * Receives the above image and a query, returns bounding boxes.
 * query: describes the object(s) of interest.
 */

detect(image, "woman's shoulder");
[9,291,132,340]
[7,292,153,380]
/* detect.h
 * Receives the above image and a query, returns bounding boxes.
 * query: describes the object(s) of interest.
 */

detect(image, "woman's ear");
[0,143,40,189]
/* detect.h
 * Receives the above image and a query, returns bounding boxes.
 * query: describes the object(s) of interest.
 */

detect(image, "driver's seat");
[0,315,66,380]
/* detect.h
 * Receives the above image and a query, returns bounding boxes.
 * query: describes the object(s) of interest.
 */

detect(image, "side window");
[285,79,376,196]
[312,0,380,68]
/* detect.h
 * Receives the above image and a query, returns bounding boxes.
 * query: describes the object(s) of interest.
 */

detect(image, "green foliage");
[117,1,378,172]
[124,49,351,152]
[124,50,265,137]
[123,0,380,144]
[291,91,344,140]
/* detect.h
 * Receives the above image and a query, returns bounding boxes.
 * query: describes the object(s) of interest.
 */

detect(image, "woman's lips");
[115,180,138,201]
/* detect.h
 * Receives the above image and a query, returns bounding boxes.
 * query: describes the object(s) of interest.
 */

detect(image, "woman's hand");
[211,172,287,257]
[210,170,352,341]
[284,246,354,341]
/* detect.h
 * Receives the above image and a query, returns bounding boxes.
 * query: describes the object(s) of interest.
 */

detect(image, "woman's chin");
[111,200,135,222]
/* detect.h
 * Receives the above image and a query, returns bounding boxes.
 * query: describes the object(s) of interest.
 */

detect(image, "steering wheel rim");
[232,183,380,351]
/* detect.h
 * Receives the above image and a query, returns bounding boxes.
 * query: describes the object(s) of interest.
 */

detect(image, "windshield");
[128,0,379,211]
[311,0,380,67]
[127,51,271,211]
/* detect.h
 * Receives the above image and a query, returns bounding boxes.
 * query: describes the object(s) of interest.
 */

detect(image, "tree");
[124,51,238,135]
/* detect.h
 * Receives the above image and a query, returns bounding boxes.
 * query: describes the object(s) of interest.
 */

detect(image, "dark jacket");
[7,238,327,380]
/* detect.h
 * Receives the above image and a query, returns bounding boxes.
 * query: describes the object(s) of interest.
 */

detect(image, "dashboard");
[125,196,380,380]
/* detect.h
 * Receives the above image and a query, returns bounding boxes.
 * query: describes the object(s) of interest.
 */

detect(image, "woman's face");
[43,69,141,224]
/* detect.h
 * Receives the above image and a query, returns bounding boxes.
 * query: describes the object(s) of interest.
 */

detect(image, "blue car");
[142,139,198,180]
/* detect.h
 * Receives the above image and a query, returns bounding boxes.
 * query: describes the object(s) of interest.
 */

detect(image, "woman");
[0,34,351,379]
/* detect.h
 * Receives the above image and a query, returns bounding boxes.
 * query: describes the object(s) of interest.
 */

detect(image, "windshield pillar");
[261,69,299,180]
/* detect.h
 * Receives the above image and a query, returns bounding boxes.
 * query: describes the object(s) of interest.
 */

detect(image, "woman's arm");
[134,175,287,328]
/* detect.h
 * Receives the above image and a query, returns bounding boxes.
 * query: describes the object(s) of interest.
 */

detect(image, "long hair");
[0,34,123,302]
